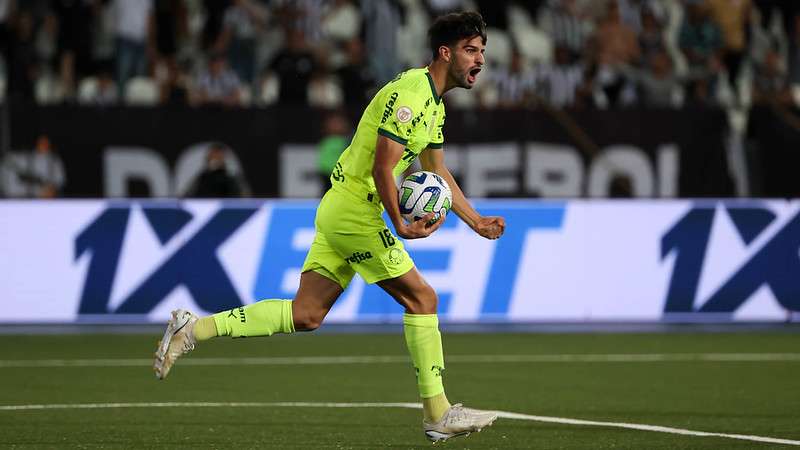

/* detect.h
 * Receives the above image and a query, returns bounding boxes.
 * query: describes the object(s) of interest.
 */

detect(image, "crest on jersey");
[396,106,413,123]
[387,248,404,265]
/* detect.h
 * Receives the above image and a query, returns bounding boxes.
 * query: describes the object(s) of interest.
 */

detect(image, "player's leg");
[154,225,353,379]
[379,269,451,422]
[378,268,497,442]
[207,269,343,337]
[153,270,343,379]
[377,268,447,415]
[328,222,452,421]
[378,268,497,441]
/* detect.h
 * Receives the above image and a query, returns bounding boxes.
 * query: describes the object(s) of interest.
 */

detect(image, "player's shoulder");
[380,68,431,101]
[390,68,429,88]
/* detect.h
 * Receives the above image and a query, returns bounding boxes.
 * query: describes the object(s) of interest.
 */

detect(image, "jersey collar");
[425,69,441,105]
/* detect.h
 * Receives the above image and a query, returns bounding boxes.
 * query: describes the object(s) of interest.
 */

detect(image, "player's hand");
[473,216,505,240]
[397,213,444,239]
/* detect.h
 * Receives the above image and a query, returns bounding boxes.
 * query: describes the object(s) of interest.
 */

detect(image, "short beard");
[448,67,471,89]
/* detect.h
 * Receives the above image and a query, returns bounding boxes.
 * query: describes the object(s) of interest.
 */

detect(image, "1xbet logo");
[76,202,568,317]
[661,204,800,313]
[75,205,257,314]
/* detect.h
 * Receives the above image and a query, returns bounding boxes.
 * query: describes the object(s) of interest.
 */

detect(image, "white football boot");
[423,403,498,443]
[153,309,198,380]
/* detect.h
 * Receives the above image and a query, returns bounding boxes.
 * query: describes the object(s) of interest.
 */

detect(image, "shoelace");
[181,323,197,354]
[181,340,195,354]
[444,404,469,425]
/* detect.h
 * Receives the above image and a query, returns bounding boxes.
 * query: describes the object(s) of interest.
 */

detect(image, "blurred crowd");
[0,0,797,110]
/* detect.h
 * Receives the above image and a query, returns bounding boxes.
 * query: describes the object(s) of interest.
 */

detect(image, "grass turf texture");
[0,332,798,449]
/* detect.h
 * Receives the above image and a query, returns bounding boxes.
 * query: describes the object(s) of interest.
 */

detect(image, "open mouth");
[467,67,481,84]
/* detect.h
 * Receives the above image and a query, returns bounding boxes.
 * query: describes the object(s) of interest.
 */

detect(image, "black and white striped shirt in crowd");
[532,64,584,108]
[491,68,538,106]
[195,69,241,101]
[537,2,594,55]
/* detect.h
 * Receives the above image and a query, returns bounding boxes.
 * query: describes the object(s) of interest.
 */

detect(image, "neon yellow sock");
[212,299,295,338]
[192,316,218,341]
[422,392,452,423]
[403,313,447,415]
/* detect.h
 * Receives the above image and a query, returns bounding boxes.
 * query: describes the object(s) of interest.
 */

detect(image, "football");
[398,170,452,224]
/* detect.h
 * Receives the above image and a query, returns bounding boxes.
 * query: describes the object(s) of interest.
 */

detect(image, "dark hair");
[428,11,487,60]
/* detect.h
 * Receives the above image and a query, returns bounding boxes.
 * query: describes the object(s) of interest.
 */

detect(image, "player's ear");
[438,45,451,62]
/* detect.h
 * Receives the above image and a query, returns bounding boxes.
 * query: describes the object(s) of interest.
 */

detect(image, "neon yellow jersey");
[330,67,446,201]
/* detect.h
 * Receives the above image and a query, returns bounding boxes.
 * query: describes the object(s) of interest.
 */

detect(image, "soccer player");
[154,11,505,443]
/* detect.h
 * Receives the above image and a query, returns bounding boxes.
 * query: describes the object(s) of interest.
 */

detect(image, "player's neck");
[426,61,450,97]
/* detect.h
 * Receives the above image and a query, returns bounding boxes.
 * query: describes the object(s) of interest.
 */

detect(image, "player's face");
[449,35,485,89]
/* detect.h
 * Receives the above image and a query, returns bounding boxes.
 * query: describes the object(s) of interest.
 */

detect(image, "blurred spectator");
[214,0,268,83]
[336,38,376,108]
[34,2,58,75]
[630,50,684,107]
[153,0,187,83]
[589,1,641,107]
[113,0,155,98]
[638,7,666,66]
[191,52,242,107]
[707,0,752,103]
[0,0,14,72]
[679,1,723,104]
[53,0,96,99]
[321,0,361,44]
[268,28,316,105]
[362,0,402,84]
[89,0,114,71]
[78,64,118,105]
[186,144,244,198]
[533,45,585,108]
[752,47,790,103]
[591,2,641,67]
[492,50,536,108]
[616,0,644,33]
[1,134,65,198]
[6,9,38,100]
[317,111,350,191]
[752,2,799,83]
[160,58,190,105]
[307,62,343,108]
[272,0,327,44]
[201,0,228,51]
[537,0,594,60]
[95,67,118,105]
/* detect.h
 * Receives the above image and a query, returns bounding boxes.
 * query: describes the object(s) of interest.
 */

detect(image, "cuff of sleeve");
[378,127,408,145]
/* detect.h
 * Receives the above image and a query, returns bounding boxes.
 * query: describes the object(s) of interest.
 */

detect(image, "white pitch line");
[0,401,798,447]
[0,353,799,368]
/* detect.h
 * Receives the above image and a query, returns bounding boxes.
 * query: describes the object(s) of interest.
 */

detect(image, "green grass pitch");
[0,331,798,449]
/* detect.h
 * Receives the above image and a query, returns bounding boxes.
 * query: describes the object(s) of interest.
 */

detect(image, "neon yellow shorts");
[301,188,415,289]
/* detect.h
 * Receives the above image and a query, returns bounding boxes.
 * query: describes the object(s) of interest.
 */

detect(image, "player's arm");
[419,147,505,240]
[373,135,443,239]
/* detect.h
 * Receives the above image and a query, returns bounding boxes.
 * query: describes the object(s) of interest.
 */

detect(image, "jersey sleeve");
[376,89,426,146]
[428,110,446,149]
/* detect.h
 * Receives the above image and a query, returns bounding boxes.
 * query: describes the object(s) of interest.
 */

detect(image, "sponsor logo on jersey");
[381,92,399,124]
[345,251,373,264]
[397,106,413,123]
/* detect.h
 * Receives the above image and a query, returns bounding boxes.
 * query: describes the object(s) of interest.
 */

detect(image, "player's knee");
[405,287,438,315]
[293,310,324,332]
